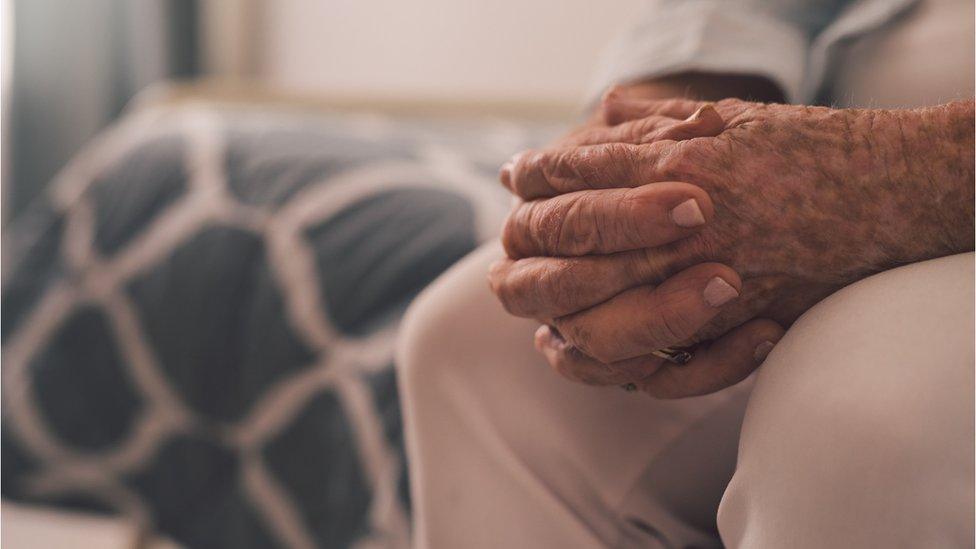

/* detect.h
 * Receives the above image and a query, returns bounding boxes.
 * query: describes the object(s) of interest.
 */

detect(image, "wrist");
[904,101,974,255]
[866,102,975,265]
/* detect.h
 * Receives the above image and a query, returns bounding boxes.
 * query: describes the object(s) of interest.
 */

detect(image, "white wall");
[255,0,647,106]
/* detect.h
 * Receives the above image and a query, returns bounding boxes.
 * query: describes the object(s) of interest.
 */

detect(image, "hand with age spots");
[489,95,975,398]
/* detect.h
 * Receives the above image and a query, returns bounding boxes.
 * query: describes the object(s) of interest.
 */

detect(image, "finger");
[602,97,706,126]
[545,85,695,148]
[554,263,742,363]
[649,105,725,142]
[559,115,678,146]
[535,325,667,386]
[490,252,643,320]
[490,243,696,320]
[501,182,712,258]
[500,142,645,199]
[637,319,785,398]
[563,105,725,147]
[502,137,692,200]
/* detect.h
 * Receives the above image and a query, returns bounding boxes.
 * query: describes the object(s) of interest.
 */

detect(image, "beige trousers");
[397,243,974,548]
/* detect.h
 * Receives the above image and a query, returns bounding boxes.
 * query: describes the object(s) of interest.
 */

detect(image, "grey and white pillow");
[1,103,557,548]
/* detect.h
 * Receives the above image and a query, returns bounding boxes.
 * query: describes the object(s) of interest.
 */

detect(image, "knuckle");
[506,261,571,318]
[655,143,698,180]
[500,209,525,257]
[560,149,597,185]
[602,141,638,164]
[566,325,616,363]
[512,149,543,195]
[541,149,579,190]
[529,194,599,256]
[555,318,596,359]
[534,200,570,254]
[536,261,577,311]
[560,194,599,253]
[524,149,547,173]
[486,260,506,293]
[598,85,623,112]
[714,98,752,124]
[616,191,655,247]
[621,187,656,218]
[636,117,675,143]
[488,266,521,315]
[649,302,696,347]
[605,142,642,182]
[628,117,660,142]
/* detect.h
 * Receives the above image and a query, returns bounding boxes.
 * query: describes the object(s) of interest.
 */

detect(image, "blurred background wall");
[252,0,645,103]
[3,0,644,220]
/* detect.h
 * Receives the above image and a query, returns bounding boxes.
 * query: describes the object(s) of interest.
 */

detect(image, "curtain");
[5,0,198,219]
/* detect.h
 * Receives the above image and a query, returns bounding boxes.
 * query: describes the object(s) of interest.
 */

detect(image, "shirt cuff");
[587,1,809,105]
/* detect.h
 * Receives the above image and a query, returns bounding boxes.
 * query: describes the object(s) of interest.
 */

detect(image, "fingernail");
[670,198,705,228]
[703,277,738,307]
[689,103,713,120]
[754,340,776,364]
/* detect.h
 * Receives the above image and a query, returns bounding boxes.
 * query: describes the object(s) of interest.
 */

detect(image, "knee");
[396,272,465,397]
[718,254,974,546]
[396,242,510,400]
[720,372,973,547]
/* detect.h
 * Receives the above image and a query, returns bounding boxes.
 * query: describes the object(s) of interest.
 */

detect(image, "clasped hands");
[487,91,957,397]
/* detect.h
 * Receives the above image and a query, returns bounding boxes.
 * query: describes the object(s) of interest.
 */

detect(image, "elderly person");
[398,0,975,547]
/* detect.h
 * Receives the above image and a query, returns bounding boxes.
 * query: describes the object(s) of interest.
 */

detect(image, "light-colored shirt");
[589,0,923,104]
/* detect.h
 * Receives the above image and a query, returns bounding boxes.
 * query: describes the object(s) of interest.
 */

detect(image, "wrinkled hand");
[544,85,728,149]
[490,96,974,397]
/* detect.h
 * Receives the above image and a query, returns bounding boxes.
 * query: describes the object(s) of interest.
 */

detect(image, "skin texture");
[489,94,976,398]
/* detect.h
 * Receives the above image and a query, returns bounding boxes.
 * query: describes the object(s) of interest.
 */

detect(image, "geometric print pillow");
[1,103,556,548]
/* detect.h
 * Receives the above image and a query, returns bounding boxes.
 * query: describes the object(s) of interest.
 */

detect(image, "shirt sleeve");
[587,0,852,104]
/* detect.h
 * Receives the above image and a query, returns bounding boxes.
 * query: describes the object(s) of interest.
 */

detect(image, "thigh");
[398,241,752,548]
[718,253,975,548]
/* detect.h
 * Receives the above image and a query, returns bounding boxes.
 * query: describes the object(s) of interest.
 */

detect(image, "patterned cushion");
[1,104,557,548]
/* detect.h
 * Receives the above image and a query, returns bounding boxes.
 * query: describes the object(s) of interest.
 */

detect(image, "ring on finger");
[620,346,694,392]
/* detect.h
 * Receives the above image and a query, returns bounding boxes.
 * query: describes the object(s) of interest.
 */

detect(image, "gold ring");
[620,346,694,392]
[650,347,693,365]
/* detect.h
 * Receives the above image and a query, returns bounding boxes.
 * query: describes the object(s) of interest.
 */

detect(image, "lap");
[400,242,974,547]
[399,241,750,547]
